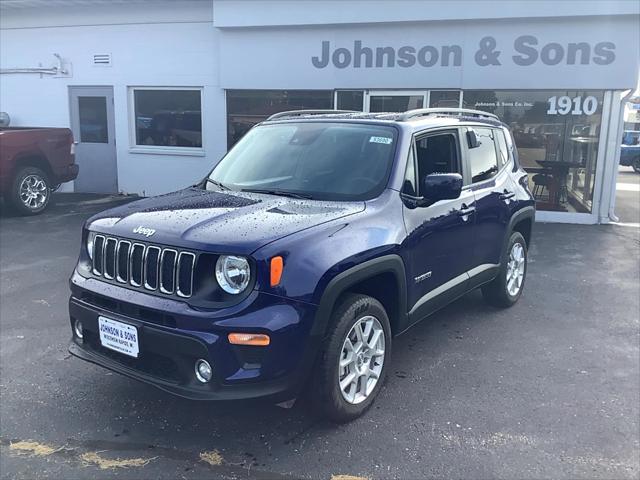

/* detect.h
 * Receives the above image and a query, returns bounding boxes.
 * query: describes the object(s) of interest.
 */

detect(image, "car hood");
[87,187,365,254]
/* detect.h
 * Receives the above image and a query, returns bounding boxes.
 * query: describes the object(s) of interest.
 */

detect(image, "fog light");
[195,359,212,383]
[73,319,83,339]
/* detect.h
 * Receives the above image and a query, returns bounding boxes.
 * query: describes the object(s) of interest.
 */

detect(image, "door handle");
[499,190,515,201]
[458,204,476,217]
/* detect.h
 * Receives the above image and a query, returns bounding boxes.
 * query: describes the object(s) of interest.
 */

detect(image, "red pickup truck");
[0,127,79,215]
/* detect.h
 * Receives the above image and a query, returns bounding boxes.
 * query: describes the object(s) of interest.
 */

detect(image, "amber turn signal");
[228,333,270,346]
[270,256,284,287]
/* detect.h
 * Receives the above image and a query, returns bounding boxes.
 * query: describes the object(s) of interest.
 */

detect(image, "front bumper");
[68,272,320,401]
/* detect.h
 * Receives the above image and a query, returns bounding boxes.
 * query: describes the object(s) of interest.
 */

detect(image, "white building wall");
[212,0,639,27]
[1,0,638,223]
[0,3,226,196]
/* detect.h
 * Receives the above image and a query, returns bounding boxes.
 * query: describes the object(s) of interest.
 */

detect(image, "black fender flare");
[501,206,535,263]
[312,254,408,338]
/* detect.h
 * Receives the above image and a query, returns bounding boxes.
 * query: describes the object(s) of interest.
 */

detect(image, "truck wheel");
[9,166,51,215]
[633,158,640,174]
[481,231,528,308]
[312,294,391,423]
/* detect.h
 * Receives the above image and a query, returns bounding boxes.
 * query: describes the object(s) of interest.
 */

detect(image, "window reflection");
[134,89,202,148]
[463,90,603,213]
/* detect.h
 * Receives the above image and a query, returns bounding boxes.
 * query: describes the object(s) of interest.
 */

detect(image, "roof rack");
[266,109,357,121]
[399,108,499,121]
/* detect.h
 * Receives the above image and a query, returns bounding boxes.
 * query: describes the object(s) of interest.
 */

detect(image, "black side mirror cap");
[422,173,463,204]
[467,129,480,149]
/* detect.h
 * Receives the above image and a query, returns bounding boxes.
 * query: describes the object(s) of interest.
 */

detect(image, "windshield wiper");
[204,178,230,190]
[241,188,314,200]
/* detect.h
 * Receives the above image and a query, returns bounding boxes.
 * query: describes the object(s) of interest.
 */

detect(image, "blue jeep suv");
[69,108,535,422]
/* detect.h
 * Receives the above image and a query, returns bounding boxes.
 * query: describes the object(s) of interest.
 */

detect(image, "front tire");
[482,231,528,308]
[9,166,51,215]
[312,294,391,423]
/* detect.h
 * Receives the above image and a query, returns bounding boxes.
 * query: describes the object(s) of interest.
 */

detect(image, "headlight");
[87,232,95,260]
[215,255,250,294]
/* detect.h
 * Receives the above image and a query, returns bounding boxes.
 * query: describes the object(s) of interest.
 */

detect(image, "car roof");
[260,109,507,133]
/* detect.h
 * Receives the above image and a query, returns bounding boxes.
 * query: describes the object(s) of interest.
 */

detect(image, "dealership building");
[1,0,638,224]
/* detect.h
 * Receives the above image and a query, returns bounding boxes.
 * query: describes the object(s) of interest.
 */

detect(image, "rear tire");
[8,166,51,215]
[481,231,528,308]
[633,158,640,174]
[311,294,391,423]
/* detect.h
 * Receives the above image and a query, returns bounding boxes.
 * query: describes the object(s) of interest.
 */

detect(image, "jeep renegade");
[69,108,535,422]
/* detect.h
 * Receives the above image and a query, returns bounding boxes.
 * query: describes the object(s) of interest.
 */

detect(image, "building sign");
[219,16,639,90]
[311,37,616,70]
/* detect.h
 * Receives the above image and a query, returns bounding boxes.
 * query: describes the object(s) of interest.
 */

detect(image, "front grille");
[92,235,195,298]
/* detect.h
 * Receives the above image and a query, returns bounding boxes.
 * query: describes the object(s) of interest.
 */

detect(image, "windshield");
[207,122,398,201]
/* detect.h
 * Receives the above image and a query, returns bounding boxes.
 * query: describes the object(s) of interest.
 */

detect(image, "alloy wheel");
[338,315,385,405]
[506,242,526,296]
[19,174,48,210]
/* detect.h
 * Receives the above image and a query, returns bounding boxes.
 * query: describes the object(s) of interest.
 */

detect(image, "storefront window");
[369,94,423,112]
[226,90,333,148]
[429,90,461,108]
[132,88,202,149]
[336,90,364,111]
[463,90,604,213]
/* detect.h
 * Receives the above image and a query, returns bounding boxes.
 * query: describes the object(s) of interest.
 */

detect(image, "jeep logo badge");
[133,226,156,237]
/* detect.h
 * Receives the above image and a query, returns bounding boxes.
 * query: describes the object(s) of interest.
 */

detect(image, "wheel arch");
[13,152,54,181]
[313,254,408,339]
[511,212,533,247]
[503,206,535,258]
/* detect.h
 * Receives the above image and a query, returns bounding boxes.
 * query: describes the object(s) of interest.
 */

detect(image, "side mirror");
[422,173,463,203]
[467,129,480,149]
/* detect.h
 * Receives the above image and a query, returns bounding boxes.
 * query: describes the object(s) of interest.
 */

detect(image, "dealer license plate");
[98,316,139,358]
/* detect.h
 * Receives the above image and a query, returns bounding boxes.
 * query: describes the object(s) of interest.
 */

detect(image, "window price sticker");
[369,136,393,144]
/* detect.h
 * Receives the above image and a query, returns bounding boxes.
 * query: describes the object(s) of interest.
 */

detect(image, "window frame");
[494,128,510,168]
[128,86,205,156]
[402,127,464,199]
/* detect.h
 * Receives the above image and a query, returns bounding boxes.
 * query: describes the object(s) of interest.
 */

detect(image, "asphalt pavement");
[0,190,639,479]
[616,166,640,225]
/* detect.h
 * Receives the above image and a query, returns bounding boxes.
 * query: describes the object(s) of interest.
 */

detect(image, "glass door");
[366,90,427,113]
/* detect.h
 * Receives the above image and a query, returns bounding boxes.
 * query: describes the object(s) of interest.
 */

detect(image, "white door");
[69,86,117,193]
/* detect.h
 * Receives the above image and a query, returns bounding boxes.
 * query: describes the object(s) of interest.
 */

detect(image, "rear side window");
[469,128,499,183]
